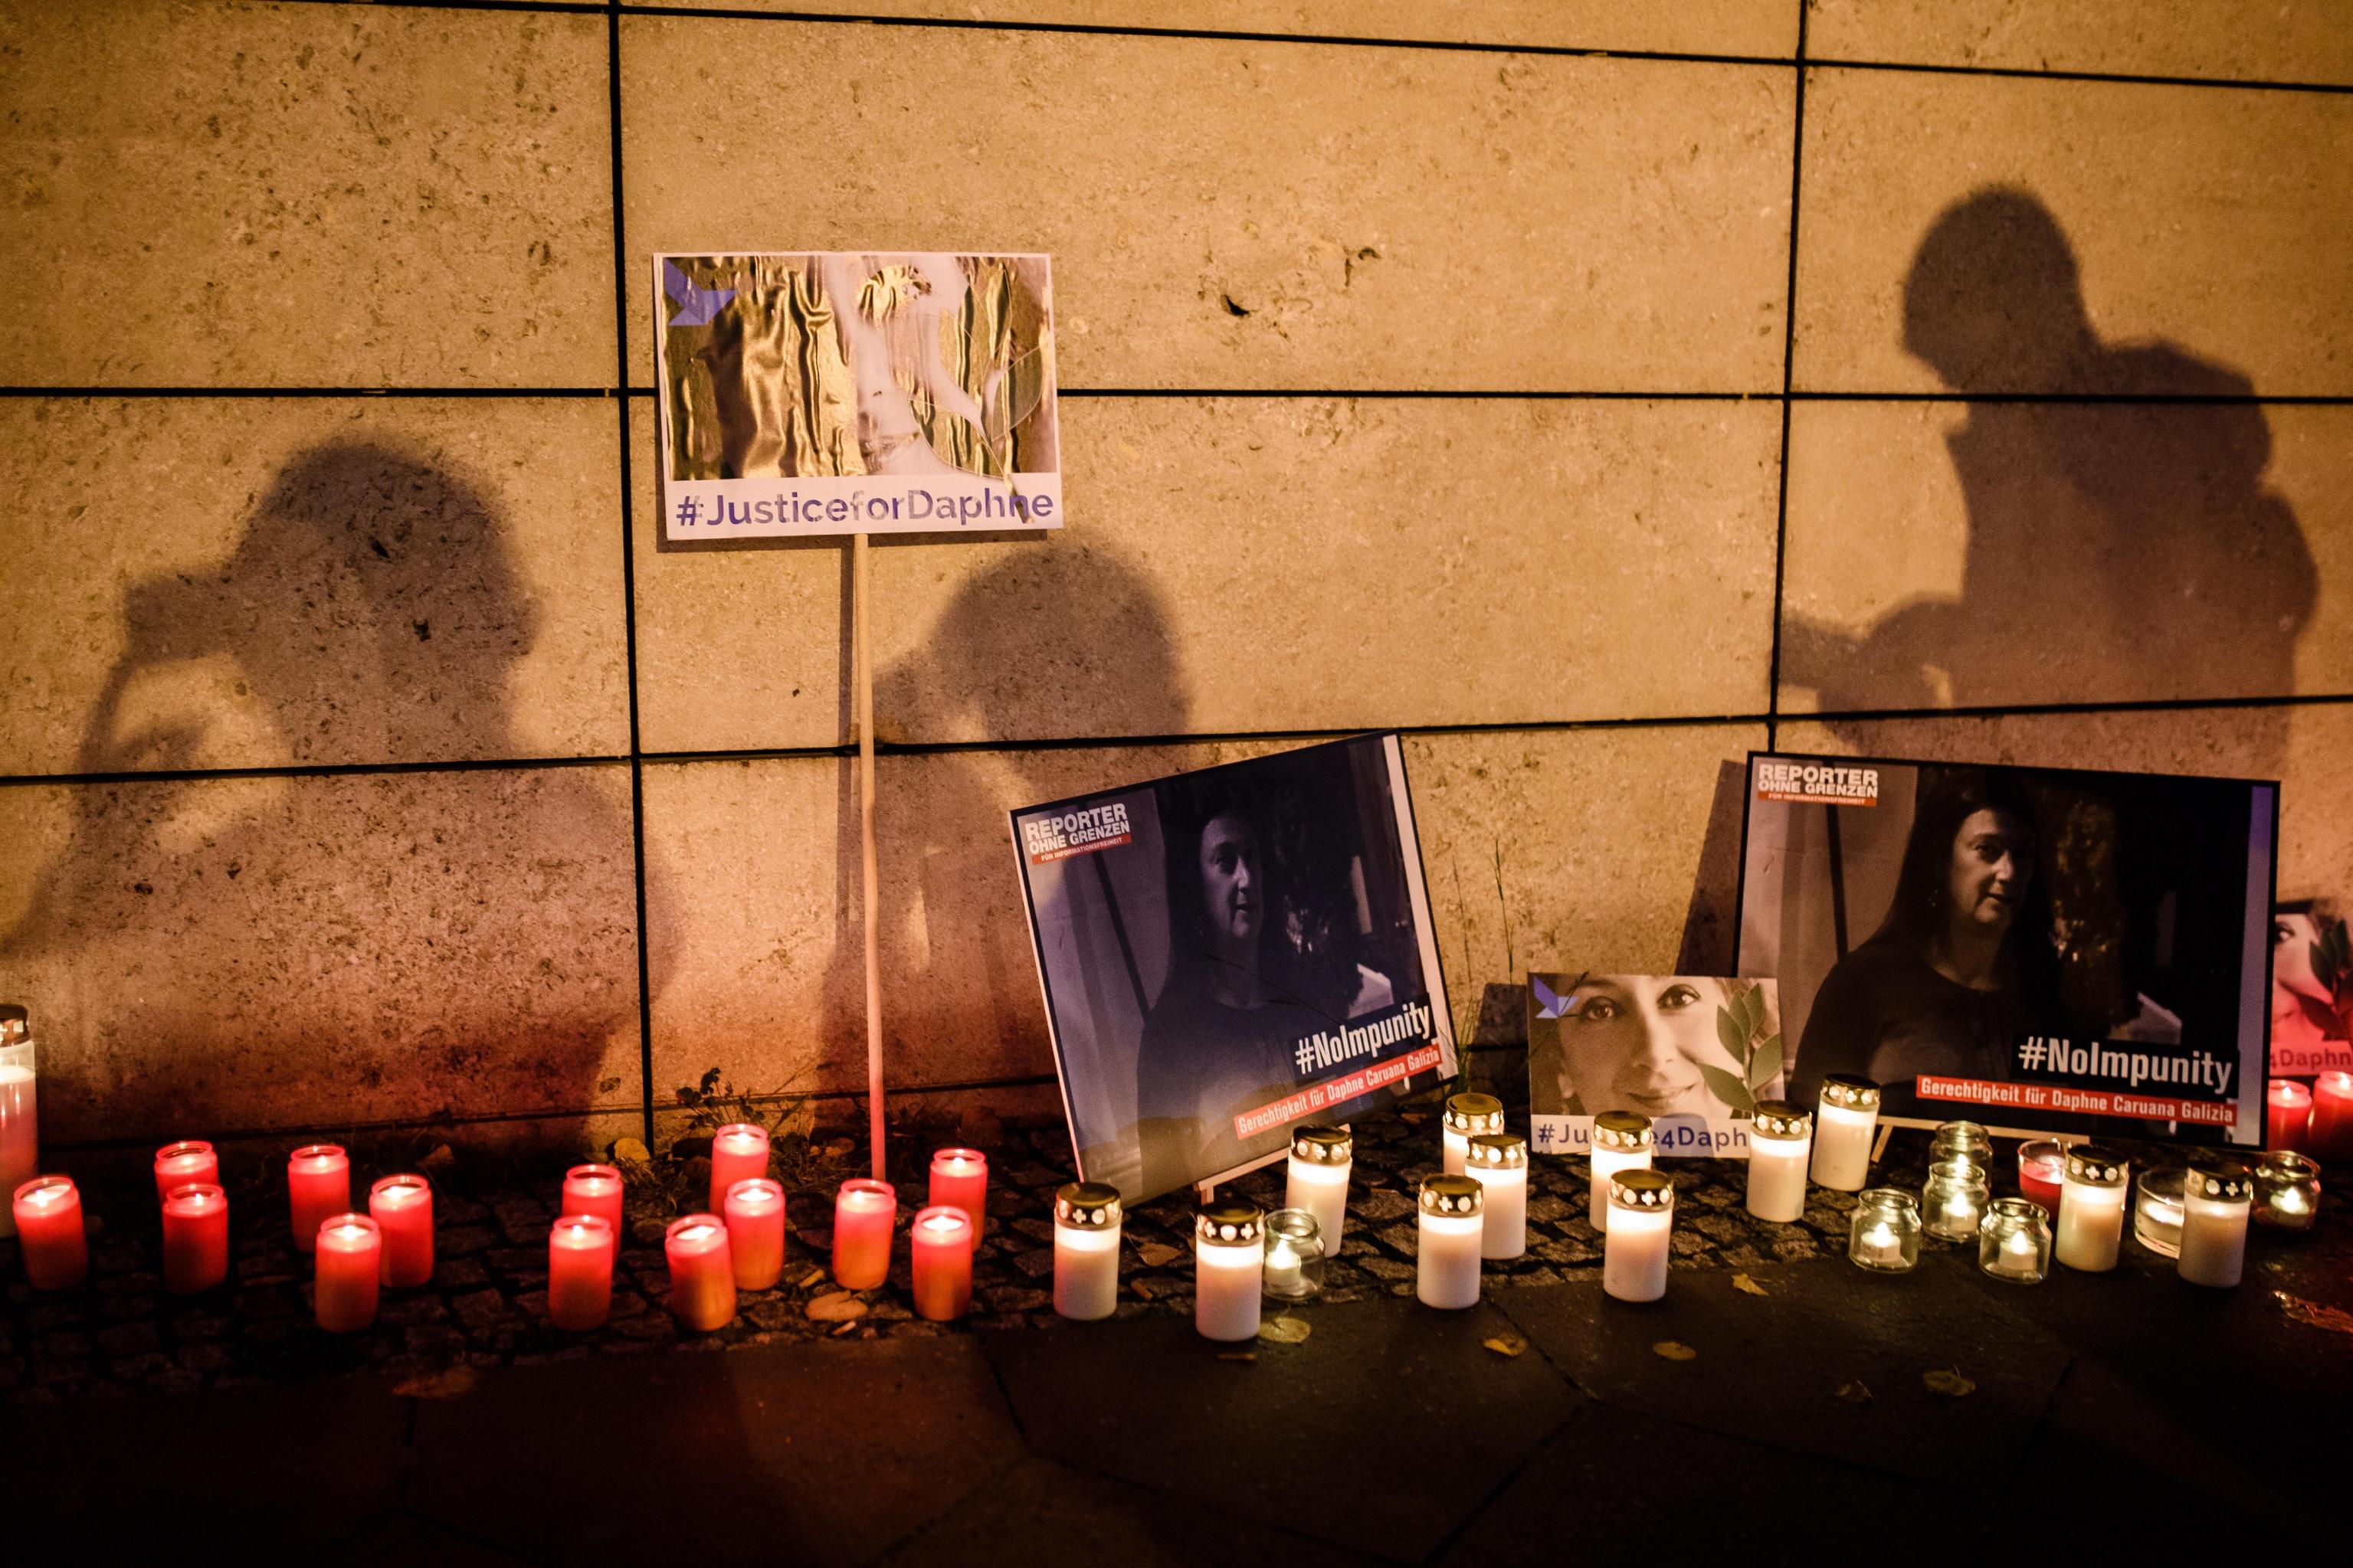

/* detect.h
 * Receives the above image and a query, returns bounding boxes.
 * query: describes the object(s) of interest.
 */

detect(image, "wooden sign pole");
[854,533,888,1180]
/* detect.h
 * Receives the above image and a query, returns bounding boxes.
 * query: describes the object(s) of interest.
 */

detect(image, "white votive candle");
[1604,1169,1675,1302]
[1053,1182,1122,1321]
[1416,1175,1484,1310]
[0,1015,34,1243]
[1588,1111,1654,1228]
[1745,1100,1811,1223]
[1284,1126,1352,1253]
[2178,1157,2253,1289]
[1441,1094,1503,1176]
[2056,1145,2129,1272]
[1811,1076,1880,1191]
[1467,1132,1529,1259]
[1195,1203,1263,1341]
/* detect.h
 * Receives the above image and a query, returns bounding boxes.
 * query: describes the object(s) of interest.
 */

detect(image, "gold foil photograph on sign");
[653,253,1060,542]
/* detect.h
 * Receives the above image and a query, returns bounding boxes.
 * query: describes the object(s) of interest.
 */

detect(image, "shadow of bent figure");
[0,441,664,1146]
[1783,188,2316,774]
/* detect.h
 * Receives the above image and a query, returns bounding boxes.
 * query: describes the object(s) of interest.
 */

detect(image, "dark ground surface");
[7,1106,2348,1562]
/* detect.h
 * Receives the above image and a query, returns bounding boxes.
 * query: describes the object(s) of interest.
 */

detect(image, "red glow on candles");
[910,1204,975,1321]
[2309,1071,2353,1160]
[369,1174,434,1288]
[287,1144,350,1255]
[2018,1142,2066,1216]
[314,1213,381,1332]
[723,1177,786,1291]
[547,1213,615,1331]
[708,1123,771,1215]
[665,1213,736,1331]
[927,1147,988,1235]
[12,1174,87,1290]
[562,1163,624,1231]
[153,1140,219,1203]
[831,1177,896,1291]
[2267,1079,2313,1153]
[161,1182,229,1295]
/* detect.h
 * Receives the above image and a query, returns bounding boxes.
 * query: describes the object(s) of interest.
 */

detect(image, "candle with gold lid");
[1416,1175,1484,1310]
[1812,1076,1881,1191]
[1466,1132,1529,1259]
[1441,1093,1503,1176]
[1745,1100,1811,1222]
[2056,1145,2129,1272]
[1588,1111,1653,1227]
[2253,1151,2322,1232]
[1604,1169,1675,1302]
[2177,1156,2253,1289]
[1053,1181,1122,1321]
[1195,1202,1263,1341]
[1284,1125,1352,1253]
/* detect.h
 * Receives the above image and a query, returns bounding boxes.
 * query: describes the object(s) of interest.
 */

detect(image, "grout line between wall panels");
[1765,17,1809,754]
[10,385,2349,406]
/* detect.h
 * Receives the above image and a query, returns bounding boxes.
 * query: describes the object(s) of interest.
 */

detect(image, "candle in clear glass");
[2056,1145,2129,1272]
[287,1144,350,1255]
[911,1204,975,1322]
[1588,1111,1654,1228]
[1416,1176,1484,1310]
[1195,1203,1263,1341]
[1053,1182,1122,1321]
[1977,1196,2051,1284]
[161,1182,229,1295]
[927,1147,988,1235]
[1921,1158,1991,1242]
[313,1213,382,1332]
[1812,1077,1881,1191]
[1848,1188,1922,1272]
[1283,1126,1352,1252]
[831,1177,896,1290]
[2310,1071,2353,1160]
[1440,1094,1503,1176]
[1745,1101,1812,1222]
[723,1177,786,1290]
[152,1140,219,1203]
[561,1163,624,1231]
[707,1123,771,1214]
[0,1020,38,1242]
[2178,1157,2253,1289]
[2017,1141,2067,1216]
[369,1174,434,1288]
[1603,1169,1675,1302]
[665,1214,736,1330]
[547,1213,615,1331]
[1260,1208,1325,1301]
[1467,1133,1529,1259]
[2132,1167,2184,1258]
[2266,1079,2313,1153]
[1928,1121,1992,1172]
[2253,1151,2322,1232]
[12,1174,87,1289]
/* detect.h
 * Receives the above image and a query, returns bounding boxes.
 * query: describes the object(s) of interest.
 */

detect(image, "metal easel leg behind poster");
[856,533,887,1180]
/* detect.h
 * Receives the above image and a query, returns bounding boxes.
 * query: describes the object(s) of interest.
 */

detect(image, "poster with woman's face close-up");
[1735,754,2276,1147]
[1526,974,1783,1159]
[1011,734,1456,1203]
[2271,900,2353,1075]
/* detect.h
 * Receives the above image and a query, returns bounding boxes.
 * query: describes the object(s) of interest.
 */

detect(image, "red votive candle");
[287,1144,350,1254]
[547,1213,615,1331]
[12,1174,87,1290]
[161,1182,229,1295]
[723,1177,786,1291]
[832,1177,896,1290]
[152,1140,219,1203]
[928,1147,989,1234]
[910,1204,975,1322]
[708,1123,771,1214]
[2018,1141,2066,1216]
[2309,1071,2353,1160]
[665,1213,736,1331]
[562,1163,624,1231]
[2267,1079,2313,1153]
[369,1174,434,1288]
[314,1213,382,1332]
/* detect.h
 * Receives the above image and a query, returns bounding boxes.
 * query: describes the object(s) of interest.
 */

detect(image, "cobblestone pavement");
[4,1105,2342,1405]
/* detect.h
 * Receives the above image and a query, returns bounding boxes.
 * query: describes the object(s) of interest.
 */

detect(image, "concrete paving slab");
[327,1509,539,1566]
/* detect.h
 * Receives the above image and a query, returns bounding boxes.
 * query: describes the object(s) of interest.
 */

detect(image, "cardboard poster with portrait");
[1735,752,2276,1147]
[2272,898,2353,1077]
[1011,734,1457,1203]
[1527,974,1782,1160]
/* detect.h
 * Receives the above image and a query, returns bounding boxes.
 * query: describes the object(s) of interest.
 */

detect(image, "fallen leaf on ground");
[1130,1279,1155,1300]
[1732,1273,1768,1297]
[822,1138,856,1158]
[797,1268,827,1290]
[1217,1350,1257,1363]
[2276,1291,2353,1335]
[1652,1340,1698,1361]
[611,1137,651,1164]
[1923,1367,1976,1397]
[806,1291,868,1323]
[395,1364,482,1401]
[1483,1335,1526,1358]
[1834,1380,1873,1406]
[1257,1316,1311,1344]
[1136,1242,1183,1268]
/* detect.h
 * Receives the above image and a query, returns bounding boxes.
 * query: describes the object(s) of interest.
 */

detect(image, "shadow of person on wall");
[0,441,664,1147]
[1781,187,2316,777]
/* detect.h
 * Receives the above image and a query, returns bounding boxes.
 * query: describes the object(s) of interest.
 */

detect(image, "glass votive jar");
[1588,1111,1655,1228]
[2132,1167,2184,1258]
[2253,1151,2322,1232]
[1052,1182,1122,1321]
[1929,1120,1993,1172]
[2178,1156,2253,1289]
[1978,1196,2052,1284]
[2056,1144,2129,1272]
[1441,1093,1504,1175]
[2017,1140,2066,1216]
[1813,1076,1882,1191]
[1261,1207,1326,1301]
[1195,1202,1263,1341]
[1922,1157,1992,1242]
[1745,1100,1812,1223]
[1848,1187,1922,1273]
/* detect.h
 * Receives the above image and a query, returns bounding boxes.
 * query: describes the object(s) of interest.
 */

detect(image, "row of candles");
[2264,1071,2353,1160]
